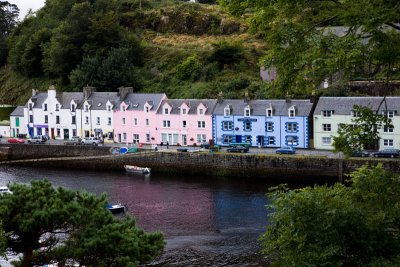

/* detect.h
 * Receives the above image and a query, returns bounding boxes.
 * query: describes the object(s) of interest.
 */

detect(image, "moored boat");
[107,203,127,214]
[0,186,12,195]
[124,165,151,175]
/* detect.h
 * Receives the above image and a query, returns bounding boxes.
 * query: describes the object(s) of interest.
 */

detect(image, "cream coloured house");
[313,97,400,150]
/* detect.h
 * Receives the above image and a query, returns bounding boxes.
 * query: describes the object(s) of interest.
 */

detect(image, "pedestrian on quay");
[167,141,169,149]
[154,144,158,151]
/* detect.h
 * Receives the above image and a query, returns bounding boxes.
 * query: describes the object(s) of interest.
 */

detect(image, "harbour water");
[0,166,311,266]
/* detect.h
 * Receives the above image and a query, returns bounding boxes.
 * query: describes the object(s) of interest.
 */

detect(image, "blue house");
[212,96,314,148]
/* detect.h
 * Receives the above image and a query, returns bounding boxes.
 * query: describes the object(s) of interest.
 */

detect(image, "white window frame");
[288,107,295,118]
[322,137,332,145]
[383,139,394,147]
[197,121,205,128]
[322,110,333,117]
[163,120,171,128]
[266,108,273,117]
[322,124,331,132]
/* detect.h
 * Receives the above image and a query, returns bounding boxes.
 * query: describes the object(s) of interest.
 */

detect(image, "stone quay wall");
[3,150,400,182]
[0,144,111,160]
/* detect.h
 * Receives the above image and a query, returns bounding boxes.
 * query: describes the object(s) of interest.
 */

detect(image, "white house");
[313,97,400,150]
[9,106,26,137]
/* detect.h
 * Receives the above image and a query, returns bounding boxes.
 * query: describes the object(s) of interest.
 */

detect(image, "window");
[146,134,150,142]
[383,111,396,118]
[107,105,111,112]
[286,122,298,133]
[96,117,100,125]
[122,106,126,112]
[134,118,138,126]
[123,133,127,141]
[164,108,169,115]
[55,104,59,111]
[108,117,111,125]
[289,107,295,117]
[198,121,205,128]
[198,109,204,115]
[268,136,276,145]
[197,134,206,143]
[286,136,298,146]
[72,116,76,125]
[56,129,60,137]
[29,115,33,123]
[322,137,332,145]
[352,110,361,117]
[243,121,251,131]
[384,139,394,147]
[44,104,47,111]
[245,135,252,143]
[244,107,251,117]
[182,120,187,128]
[322,110,333,117]
[146,119,149,126]
[222,121,233,131]
[145,106,149,113]
[29,103,33,111]
[122,118,126,125]
[384,125,394,133]
[84,105,89,112]
[72,129,77,137]
[322,124,331,132]
[224,106,231,116]
[266,108,273,117]
[266,122,274,132]
[182,109,187,115]
[85,116,89,124]
[223,135,233,143]
[163,120,170,128]
[56,116,60,124]
[133,134,139,143]
[44,115,48,124]
[71,104,75,112]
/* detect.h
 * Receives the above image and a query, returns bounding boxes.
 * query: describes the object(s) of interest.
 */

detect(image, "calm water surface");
[0,166,307,266]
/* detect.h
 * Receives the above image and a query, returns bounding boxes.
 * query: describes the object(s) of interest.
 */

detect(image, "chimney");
[118,86,133,100]
[83,86,96,100]
[310,90,317,103]
[217,91,223,104]
[244,90,250,103]
[32,89,38,97]
[285,91,291,103]
[48,85,56,99]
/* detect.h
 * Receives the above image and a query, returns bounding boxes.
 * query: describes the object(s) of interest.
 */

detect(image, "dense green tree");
[209,40,245,68]
[176,55,202,80]
[0,1,18,66]
[0,180,164,267]
[261,165,400,266]
[333,105,392,156]
[218,0,400,96]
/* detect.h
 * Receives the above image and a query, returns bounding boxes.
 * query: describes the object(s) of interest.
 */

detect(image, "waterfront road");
[0,137,340,158]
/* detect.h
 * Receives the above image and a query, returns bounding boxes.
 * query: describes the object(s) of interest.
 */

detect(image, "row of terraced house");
[8,85,400,150]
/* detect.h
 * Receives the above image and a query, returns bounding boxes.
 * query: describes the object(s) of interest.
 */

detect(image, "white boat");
[124,165,151,175]
[106,203,127,214]
[0,186,12,195]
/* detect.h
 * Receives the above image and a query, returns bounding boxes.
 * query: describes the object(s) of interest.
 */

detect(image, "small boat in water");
[107,203,127,214]
[0,186,12,195]
[124,165,151,175]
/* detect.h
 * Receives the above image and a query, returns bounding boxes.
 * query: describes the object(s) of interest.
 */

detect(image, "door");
[235,135,242,143]
[182,134,187,146]
[51,128,54,139]
[15,118,19,127]
[12,129,15,137]
[257,136,264,147]
[64,129,69,140]
[118,134,121,143]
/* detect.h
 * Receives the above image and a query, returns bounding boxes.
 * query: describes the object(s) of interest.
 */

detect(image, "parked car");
[64,136,82,145]
[276,146,296,154]
[351,150,370,157]
[200,142,221,151]
[7,138,25,144]
[227,146,249,153]
[200,142,211,149]
[82,137,102,145]
[371,149,400,158]
[27,136,45,144]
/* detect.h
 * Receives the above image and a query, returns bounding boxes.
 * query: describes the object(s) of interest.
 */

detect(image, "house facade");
[155,99,217,146]
[213,97,314,148]
[313,97,400,150]
[10,106,26,137]
[113,92,166,144]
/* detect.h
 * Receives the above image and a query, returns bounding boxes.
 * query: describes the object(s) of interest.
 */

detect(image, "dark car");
[371,149,400,158]
[276,146,296,154]
[351,150,370,157]
[200,143,211,149]
[227,146,249,153]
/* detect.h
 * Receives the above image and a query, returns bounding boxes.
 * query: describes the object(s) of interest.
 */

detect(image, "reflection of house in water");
[213,191,268,231]
[111,180,216,236]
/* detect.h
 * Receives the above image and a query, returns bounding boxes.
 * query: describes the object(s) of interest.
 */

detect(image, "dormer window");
[382,110,396,118]
[44,104,47,111]
[55,104,59,111]
[182,108,187,115]
[224,105,231,116]
[71,104,75,112]
[84,105,89,112]
[29,103,33,111]
[266,108,273,117]
[107,105,111,112]
[322,110,333,117]
[289,106,296,117]
[198,108,204,115]
[244,106,251,117]
[164,108,169,115]
[352,110,361,117]
[145,106,149,113]
[122,105,126,112]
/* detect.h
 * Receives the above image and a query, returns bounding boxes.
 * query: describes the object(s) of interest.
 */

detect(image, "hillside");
[0,1,267,105]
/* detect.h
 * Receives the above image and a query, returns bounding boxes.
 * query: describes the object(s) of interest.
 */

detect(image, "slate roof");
[156,99,217,115]
[213,99,314,116]
[10,106,24,116]
[79,92,119,110]
[25,92,47,108]
[120,93,166,111]
[60,92,83,108]
[314,97,400,115]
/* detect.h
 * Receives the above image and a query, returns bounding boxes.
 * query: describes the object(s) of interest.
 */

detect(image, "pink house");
[155,99,217,146]
[113,91,167,144]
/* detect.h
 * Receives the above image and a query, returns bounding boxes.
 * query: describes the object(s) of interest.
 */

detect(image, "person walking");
[166,141,169,149]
